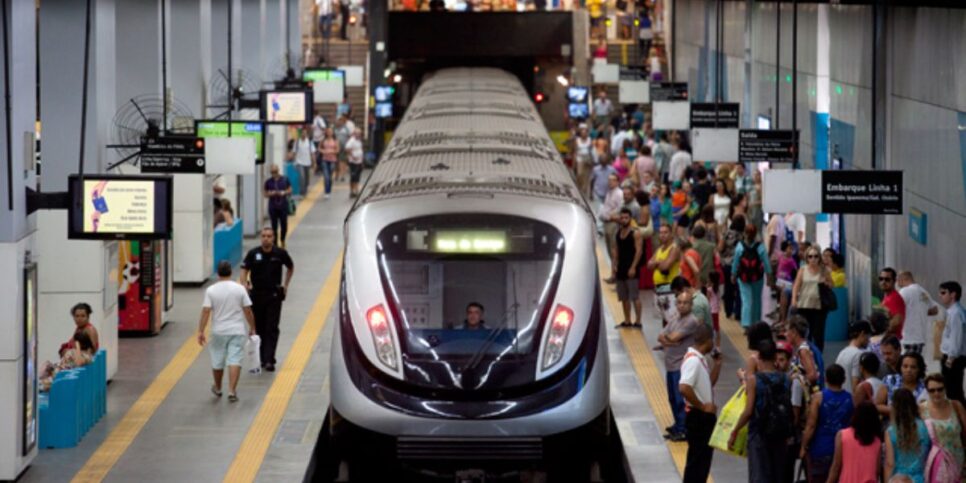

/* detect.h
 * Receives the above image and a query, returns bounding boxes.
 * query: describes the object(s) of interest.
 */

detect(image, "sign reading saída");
[821,170,903,214]
[739,129,798,163]
[140,136,206,174]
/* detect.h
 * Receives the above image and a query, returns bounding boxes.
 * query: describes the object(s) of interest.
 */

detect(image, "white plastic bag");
[246,335,262,374]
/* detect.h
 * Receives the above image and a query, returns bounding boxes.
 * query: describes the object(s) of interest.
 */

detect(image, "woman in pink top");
[828,401,882,483]
[320,128,339,199]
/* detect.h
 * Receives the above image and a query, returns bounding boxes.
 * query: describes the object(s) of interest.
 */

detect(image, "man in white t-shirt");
[668,138,692,183]
[897,271,941,354]
[784,212,806,245]
[679,324,722,483]
[291,129,316,198]
[198,260,256,402]
[834,320,872,393]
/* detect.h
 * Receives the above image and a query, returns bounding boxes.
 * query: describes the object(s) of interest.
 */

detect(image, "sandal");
[211,385,222,398]
[632,321,643,328]
[228,393,239,403]
[615,321,633,328]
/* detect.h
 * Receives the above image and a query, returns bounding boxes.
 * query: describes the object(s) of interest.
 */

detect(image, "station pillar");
[37,0,118,379]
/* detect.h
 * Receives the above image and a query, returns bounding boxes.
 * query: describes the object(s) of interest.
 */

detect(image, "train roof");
[356,68,584,208]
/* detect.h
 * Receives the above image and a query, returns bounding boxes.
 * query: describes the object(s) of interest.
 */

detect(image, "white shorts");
[209,333,247,370]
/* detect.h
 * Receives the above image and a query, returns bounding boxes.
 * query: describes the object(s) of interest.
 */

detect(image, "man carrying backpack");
[730,339,793,482]
[731,224,772,328]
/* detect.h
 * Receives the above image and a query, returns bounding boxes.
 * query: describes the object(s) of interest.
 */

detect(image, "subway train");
[325,68,612,481]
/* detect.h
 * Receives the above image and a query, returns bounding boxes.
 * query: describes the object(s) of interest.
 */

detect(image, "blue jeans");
[298,165,310,196]
[738,279,764,328]
[318,14,333,39]
[321,161,335,194]
[666,370,686,434]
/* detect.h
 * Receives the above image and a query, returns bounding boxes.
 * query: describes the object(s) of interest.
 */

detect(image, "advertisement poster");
[117,241,149,332]
[83,180,155,234]
[265,92,307,123]
[23,263,38,455]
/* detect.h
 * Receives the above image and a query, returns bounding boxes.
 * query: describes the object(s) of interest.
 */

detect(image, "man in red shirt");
[878,267,906,338]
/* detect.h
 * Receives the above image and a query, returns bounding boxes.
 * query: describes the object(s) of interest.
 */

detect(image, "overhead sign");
[303,68,345,103]
[619,80,650,104]
[204,137,256,175]
[822,170,903,214]
[652,101,690,130]
[650,82,689,102]
[140,136,206,173]
[739,129,798,163]
[68,175,174,240]
[692,128,739,162]
[764,169,903,215]
[690,103,740,128]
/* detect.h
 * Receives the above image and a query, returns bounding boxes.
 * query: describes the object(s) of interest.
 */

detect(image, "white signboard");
[692,128,739,162]
[592,62,620,84]
[652,101,690,130]
[763,169,822,214]
[205,137,256,175]
[337,65,365,87]
[618,80,650,104]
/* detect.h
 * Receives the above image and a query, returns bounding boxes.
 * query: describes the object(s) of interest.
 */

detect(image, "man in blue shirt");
[263,164,292,247]
[939,281,966,404]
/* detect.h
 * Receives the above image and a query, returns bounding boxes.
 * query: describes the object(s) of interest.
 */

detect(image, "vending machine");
[117,240,167,334]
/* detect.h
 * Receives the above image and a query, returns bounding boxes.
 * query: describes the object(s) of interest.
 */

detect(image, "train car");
[327,68,610,481]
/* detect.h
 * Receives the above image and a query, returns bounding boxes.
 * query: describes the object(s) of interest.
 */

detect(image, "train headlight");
[367,304,398,370]
[542,304,574,369]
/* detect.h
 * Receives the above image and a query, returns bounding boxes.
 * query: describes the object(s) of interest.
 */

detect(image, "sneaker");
[664,431,687,442]
[264,363,276,372]
[324,194,331,199]
[211,385,223,398]
[228,393,239,403]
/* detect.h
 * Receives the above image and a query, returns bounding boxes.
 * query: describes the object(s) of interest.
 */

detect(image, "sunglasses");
[927,387,946,394]
[879,277,894,282]
[807,255,820,259]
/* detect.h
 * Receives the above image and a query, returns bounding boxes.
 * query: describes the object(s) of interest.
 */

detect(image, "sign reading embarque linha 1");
[821,170,903,215]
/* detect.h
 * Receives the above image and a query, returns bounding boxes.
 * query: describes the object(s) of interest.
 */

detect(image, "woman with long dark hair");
[827,401,882,483]
[884,388,931,482]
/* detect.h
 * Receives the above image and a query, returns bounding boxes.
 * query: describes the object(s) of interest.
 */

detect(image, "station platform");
[20,175,756,483]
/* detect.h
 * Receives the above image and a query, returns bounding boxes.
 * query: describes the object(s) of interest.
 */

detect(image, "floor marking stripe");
[71,180,329,483]
[594,247,712,482]
[222,252,343,483]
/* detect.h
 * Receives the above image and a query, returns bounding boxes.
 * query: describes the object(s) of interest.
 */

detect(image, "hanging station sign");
[821,170,903,215]
[738,129,799,164]
[139,136,206,173]
[690,103,740,129]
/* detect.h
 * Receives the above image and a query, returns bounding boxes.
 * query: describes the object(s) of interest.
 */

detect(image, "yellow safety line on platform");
[594,247,712,482]
[72,180,329,483]
[720,312,752,362]
[223,253,342,483]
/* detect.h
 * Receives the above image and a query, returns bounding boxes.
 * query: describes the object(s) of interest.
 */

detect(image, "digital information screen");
[375,102,393,118]
[374,85,395,103]
[261,90,312,124]
[195,120,266,164]
[567,86,589,103]
[405,229,537,254]
[68,175,173,240]
[568,103,589,119]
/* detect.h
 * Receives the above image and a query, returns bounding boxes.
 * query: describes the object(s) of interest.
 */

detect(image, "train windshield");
[376,214,565,392]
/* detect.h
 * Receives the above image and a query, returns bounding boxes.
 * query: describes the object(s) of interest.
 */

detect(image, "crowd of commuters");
[571,92,966,482]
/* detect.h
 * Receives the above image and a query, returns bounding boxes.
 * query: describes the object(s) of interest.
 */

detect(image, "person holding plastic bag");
[729,339,794,482]
[679,324,722,483]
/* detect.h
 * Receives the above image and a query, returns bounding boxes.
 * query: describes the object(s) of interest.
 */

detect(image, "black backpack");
[756,372,793,441]
[737,241,764,283]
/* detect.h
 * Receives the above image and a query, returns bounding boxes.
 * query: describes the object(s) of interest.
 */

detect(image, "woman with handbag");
[791,245,834,353]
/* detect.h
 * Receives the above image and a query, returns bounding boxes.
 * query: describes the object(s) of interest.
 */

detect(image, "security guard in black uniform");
[240,227,294,371]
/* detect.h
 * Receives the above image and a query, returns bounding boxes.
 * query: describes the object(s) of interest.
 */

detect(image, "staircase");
[303,39,369,130]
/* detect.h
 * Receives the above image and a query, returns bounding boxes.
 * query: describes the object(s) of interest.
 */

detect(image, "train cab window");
[376,214,564,391]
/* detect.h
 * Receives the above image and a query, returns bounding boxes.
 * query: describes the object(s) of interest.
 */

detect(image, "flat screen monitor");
[374,85,395,103]
[567,86,589,103]
[260,90,313,124]
[757,115,771,130]
[375,102,393,119]
[568,102,589,119]
[302,68,345,104]
[194,120,266,164]
[68,175,174,240]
